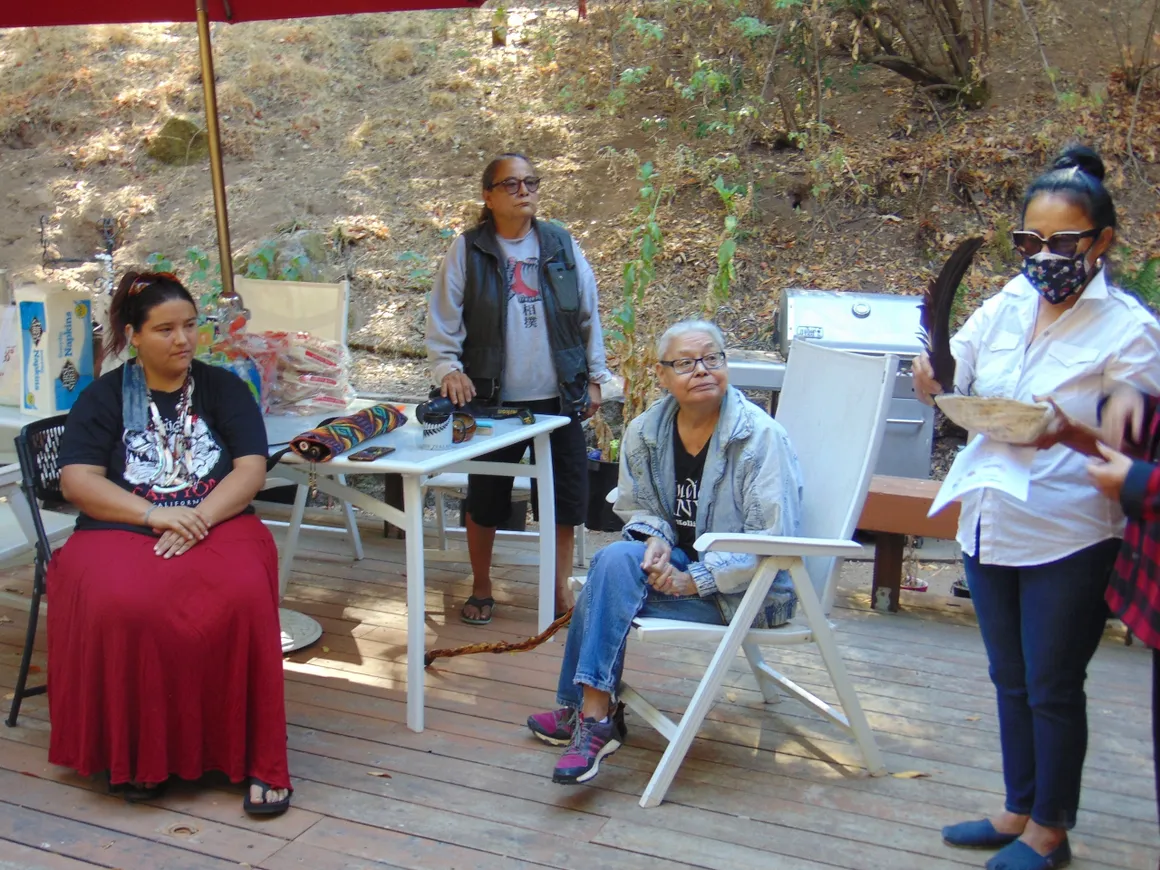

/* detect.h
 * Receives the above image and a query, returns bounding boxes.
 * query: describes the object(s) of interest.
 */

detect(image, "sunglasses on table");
[487,176,542,195]
[1011,229,1100,258]
[659,352,727,375]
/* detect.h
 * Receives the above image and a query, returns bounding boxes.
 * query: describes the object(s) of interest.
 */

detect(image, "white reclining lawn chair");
[578,341,896,807]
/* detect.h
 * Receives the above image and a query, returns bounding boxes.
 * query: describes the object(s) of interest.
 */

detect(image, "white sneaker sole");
[562,737,622,784]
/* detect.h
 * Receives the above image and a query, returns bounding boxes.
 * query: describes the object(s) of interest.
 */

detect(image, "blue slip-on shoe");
[985,839,1071,870]
[942,819,1021,849]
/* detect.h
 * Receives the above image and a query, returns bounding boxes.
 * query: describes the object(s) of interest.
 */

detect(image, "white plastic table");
[265,405,570,733]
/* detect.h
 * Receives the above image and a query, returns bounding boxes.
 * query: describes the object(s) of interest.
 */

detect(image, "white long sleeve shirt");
[951,267,1160,566]
[425,230,612,401]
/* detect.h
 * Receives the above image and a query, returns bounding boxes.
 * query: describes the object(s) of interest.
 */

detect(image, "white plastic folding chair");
[576,342,896,807]
[238,277,365,588]
[239,277,364,654]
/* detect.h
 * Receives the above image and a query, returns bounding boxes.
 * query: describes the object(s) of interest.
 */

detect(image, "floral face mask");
[1021,250,1090,304]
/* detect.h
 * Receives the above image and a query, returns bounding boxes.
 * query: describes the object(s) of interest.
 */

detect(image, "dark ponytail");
[1022,145,1116,230]
[107,271,196,356]
[478,152,534,224]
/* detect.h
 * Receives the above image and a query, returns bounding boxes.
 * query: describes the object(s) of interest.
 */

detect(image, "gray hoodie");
[425,230,612,400]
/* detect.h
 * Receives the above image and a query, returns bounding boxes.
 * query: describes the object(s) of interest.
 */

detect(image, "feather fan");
[919,236,984,394]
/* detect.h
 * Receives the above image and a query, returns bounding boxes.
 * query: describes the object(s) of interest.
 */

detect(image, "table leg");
[278,483,309,599]
[402,474,427,732]
[533,432,556,634]
[871,533,903,613]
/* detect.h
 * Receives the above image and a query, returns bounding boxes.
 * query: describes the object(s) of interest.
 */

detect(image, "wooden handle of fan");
[1056,420,1104,458]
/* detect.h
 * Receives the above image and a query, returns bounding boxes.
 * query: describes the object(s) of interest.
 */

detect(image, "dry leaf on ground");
[892,771,930,779]
[367,770,393,778]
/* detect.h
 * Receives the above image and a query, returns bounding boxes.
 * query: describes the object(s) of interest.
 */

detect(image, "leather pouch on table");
[267,403,408,469]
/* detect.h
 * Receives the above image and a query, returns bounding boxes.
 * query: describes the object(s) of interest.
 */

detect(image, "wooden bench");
[856,475,959,613]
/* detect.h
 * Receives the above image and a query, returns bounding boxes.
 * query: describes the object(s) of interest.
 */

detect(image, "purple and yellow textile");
[290,403,408,462]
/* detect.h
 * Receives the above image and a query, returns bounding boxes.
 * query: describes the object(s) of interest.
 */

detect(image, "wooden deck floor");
[0,527,1156,870]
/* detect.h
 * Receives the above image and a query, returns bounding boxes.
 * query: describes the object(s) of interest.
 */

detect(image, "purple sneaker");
[552,715,622,784]
[527,707,577,745]
[527,702,626,746]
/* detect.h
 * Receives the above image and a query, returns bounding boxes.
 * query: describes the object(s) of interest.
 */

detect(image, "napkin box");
[15,284,95,416]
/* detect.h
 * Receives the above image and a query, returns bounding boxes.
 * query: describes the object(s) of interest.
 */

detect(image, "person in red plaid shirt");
[1087,384,1160,836]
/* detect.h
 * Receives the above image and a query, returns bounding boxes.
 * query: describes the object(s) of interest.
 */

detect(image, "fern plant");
[1117,250,1160,312]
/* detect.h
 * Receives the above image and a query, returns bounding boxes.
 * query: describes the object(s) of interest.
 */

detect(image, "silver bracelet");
[142,505,158,525]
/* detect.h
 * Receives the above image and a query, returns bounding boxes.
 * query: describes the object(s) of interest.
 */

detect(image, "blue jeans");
[556,540,726,707]
[963,537,1119,830]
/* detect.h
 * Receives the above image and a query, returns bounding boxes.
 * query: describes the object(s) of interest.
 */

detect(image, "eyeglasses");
[660,352,727,375]
[1011,229,1100,258]
[128,271,179,297]
[487,176,541,195]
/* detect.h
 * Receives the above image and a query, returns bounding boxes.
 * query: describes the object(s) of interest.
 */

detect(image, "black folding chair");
[6,414,68,728]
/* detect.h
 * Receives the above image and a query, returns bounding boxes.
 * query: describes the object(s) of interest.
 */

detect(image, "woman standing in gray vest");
[426,153,613,625]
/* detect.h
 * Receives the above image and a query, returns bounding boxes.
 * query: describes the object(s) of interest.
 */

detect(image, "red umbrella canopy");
[0,0,484,28]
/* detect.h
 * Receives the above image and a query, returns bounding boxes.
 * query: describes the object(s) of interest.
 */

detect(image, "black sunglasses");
[1011,229,1100,258]
[487,176,541,195]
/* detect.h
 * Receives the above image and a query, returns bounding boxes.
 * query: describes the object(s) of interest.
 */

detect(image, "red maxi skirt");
[46,513,291,789]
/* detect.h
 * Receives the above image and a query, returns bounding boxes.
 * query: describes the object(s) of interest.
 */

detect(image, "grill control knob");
[851,301,871,319]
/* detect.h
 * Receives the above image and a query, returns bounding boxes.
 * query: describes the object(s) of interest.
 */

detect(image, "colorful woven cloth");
[290,403,407,462]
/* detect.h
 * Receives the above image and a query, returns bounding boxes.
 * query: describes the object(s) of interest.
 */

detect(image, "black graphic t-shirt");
[672,417,710,560]
[59,359,267,534]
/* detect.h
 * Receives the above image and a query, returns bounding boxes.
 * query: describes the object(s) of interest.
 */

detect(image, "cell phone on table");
[348,445,396,461]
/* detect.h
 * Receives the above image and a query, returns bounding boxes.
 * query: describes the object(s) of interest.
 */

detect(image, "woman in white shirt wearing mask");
[914,146,1160,870]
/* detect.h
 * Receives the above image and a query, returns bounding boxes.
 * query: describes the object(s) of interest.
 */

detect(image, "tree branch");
[866,54,956,90]
[1015,0,1059,96]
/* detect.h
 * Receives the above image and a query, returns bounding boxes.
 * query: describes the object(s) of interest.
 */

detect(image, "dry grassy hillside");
[1,1,1158,397]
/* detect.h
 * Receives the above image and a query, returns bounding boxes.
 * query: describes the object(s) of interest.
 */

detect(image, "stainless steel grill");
[728,289,934,479]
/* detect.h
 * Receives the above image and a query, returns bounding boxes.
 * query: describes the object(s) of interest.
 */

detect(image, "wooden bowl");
[934,395,1053,444]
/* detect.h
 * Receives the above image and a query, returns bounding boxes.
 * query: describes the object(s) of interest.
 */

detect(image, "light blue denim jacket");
[614,386,804,627]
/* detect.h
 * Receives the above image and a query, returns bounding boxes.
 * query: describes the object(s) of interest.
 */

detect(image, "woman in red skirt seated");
[51,271,291,814]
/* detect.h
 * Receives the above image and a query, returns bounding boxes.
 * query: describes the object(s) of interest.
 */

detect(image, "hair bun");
[1052,145,1105,182]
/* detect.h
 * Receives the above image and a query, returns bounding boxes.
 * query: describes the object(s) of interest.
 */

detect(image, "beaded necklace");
[143,372,196,487]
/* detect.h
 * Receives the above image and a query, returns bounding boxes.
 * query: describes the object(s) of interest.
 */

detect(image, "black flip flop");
[110,778,169,803]
[243,778,293,816]
[460,595,495,625]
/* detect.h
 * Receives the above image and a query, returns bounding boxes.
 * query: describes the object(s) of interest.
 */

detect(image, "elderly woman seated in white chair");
[526,318,803,785]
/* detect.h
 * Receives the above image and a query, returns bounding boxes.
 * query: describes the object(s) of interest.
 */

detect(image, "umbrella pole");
[195,0,236,301]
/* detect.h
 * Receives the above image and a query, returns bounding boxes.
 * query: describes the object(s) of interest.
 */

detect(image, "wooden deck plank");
[259,839,413,870]
[288,779,699,870]
[275,567,1151,711]
[281,716,979,870]
[0,801,247,870]
[264,610,1155,776]
[288,608,1156,751]
[0,840,103,870]
[265,629,1159,811]
[290,817,555,870]
[275,680,1160,858]
[2,524,1156,870]
[0,768,289,865]
[0,736,324,842]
